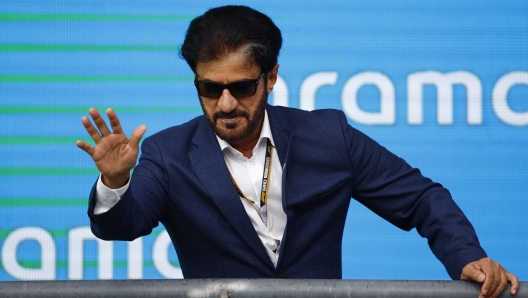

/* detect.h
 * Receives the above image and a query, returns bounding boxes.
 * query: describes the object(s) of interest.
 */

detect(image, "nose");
[217,88,239,113]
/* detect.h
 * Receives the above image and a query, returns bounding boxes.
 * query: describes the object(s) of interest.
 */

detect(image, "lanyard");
[231,138,273,225]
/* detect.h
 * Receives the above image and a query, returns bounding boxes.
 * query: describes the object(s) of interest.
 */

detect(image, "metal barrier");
[0,279,525,297]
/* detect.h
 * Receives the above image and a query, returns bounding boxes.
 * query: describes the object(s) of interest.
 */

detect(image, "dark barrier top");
[0,279,525,298]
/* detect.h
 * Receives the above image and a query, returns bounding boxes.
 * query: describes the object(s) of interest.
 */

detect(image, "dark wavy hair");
[180,5,282,74]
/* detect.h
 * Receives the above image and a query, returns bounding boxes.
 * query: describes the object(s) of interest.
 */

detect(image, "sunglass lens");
[229,81,256,98]
[198,82,223,98]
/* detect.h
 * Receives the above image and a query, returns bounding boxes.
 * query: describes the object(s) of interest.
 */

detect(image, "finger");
[480,259,496,298]
[75,140,95,156]
[106,108,124,134]
[81,116,101,142]
[489,268,508,298]
[129,125,147,151]
[485,261,501,298]
[461,264,485,283]
[509,272,519,296]
[89,107,111,136]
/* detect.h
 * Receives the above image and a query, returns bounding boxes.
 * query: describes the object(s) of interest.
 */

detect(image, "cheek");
[240,101,258,113]
[202,100,218,113]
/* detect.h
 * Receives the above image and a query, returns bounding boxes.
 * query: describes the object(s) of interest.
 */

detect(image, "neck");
[228,122,263,159]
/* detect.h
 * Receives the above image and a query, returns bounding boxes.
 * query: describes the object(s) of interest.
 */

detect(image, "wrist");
[101,174,130,189]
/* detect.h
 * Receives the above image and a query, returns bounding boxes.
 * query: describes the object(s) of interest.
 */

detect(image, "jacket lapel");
[267,105,295,216]
[188,117,274,269]
[266,105,296,268]
[267,106,291,170]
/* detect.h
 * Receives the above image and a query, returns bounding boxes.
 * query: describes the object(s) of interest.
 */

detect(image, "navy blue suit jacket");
[88,105,487,279]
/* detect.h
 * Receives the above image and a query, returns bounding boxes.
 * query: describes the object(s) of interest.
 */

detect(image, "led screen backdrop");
[0,0,527,281]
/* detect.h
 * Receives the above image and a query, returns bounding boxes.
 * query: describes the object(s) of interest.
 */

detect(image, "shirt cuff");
[94,174,130,214]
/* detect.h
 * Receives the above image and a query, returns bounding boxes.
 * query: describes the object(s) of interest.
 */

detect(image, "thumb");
[129,124,147,151]
[461,265,485,283]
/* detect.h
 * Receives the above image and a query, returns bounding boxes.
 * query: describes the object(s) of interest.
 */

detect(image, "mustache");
[213,109,249,122]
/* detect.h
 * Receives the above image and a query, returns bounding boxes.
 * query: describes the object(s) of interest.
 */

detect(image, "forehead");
[195,49,260,83]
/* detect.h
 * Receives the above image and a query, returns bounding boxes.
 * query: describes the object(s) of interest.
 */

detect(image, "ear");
[266,64,280,94]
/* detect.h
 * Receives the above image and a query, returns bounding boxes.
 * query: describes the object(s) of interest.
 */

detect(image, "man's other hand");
[461,257,519,298]
[76,108,147,189]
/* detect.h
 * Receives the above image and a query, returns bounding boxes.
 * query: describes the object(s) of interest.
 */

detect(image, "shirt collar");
[216,110,275,152]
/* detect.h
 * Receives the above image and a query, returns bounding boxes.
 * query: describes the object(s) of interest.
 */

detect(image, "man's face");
[195,48,278,143]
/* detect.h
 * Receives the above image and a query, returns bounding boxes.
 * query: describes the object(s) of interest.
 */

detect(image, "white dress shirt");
[94,111,287,266]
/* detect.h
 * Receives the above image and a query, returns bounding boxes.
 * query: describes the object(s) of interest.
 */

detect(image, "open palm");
[76,108,147,188]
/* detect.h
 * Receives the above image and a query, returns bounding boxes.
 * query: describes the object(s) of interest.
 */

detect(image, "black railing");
[0,279,525,297]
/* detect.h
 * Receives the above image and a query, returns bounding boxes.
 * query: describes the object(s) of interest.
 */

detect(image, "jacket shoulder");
[268,105,348,131]
[140,116,208,155]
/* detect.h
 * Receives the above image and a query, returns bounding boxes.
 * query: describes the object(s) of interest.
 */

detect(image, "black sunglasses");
[194,73,265,99]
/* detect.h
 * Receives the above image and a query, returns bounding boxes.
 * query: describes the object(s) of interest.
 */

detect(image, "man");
[76,5,518,298]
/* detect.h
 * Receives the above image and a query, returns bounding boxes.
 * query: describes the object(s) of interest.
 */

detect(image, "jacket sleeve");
[340,112,487,279]
[87,136,170,241]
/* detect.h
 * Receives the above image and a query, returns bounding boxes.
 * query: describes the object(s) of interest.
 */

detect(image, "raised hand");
[76,108,147,189]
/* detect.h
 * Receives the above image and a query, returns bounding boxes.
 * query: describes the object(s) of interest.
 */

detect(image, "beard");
[200,87,268,142]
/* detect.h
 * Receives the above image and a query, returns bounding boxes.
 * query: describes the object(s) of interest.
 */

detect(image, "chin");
[215,126,250,141]
[214,119,247,140]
